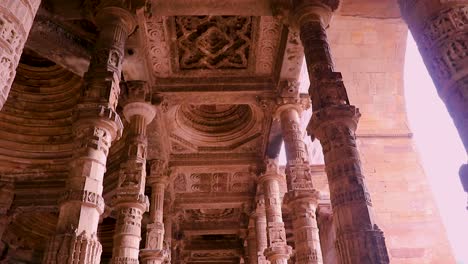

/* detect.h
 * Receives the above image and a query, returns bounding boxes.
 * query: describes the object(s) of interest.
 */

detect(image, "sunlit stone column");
[43,3,136,264]
[398,0,468,208]
[259,159,292,264]
[0,0,41,110]
[111,81,156,263]
[140,160,170,264]
[292,0,390,263]
[254,193,268,264]
[277,84,323,264]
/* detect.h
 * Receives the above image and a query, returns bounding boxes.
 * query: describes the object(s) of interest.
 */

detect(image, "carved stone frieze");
[255,16,283,75]
[145,16,172,77]
[173,171,253,193]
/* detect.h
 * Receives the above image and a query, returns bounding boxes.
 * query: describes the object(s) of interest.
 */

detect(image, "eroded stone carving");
[0,0,41,110]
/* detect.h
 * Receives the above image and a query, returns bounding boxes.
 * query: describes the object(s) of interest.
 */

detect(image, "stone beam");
[155,91,276,106]
[152,0,272,16]
[25,12,92,77]
[175,196,251,209]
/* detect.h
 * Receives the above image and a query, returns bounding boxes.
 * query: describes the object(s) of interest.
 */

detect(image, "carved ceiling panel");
[144,15,284,80]
[163,104,266,160]
[173,171,254,194]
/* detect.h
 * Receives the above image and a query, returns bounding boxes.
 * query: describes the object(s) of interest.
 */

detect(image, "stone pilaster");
[292,1,390,263]
[0,0,41,110]
[258,159,292,264]
[111,81,156,264]
[140,160,170,264]
[277,84,323,264]
[254,194,268,264]
[43,4,136,264]
[398,0,468,208]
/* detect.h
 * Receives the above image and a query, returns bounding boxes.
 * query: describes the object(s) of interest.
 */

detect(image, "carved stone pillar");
[398,0,468,208]
[277,89,323,264]
[316,204,337,264]
[292,1,390,263]
[43,4,136,264]
[259,159,292,264]
[111,81,156,264]
[254,194,268,264]
[0,0,41,110]
[140,160,169,264]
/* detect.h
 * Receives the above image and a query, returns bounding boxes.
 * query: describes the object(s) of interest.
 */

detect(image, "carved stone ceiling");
[145,14,287,89]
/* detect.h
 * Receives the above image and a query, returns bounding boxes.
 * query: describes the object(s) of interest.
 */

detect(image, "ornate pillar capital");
[275,80,311,119]
[292,0,340,27]
[147,159,170,185]
[95,5,136,33]
[258,158,285,184]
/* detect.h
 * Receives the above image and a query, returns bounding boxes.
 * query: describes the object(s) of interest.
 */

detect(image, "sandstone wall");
[325,15,455,264]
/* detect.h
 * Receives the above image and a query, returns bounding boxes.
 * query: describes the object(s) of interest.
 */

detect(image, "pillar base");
[43,231,102,264]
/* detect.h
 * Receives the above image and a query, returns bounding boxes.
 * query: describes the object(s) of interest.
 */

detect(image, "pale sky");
[404,33,468,263]
[279,33,468,263]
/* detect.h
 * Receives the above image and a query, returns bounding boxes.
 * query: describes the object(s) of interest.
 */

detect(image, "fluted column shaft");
[259,160,292,264]
[398,0,468,207]
[43,6,135,264]
[141,161,169,264]
[292,1,390,263]
[0,0,41,109]
[278,106,323,264]
[254,196,268,264]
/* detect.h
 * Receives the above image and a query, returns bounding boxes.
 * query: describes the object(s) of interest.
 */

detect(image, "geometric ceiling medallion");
[175,16,252,70]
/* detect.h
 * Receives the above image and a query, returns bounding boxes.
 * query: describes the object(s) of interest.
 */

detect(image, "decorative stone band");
[58,190,105,215]
[111,257,139,264]
[73,105,124,141]
[43,230,102,264]
[112,193,148,208]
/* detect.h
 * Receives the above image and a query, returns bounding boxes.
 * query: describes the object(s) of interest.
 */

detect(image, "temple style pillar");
[259,159,292,264]
[398,0,468,207]
[111,81,156,263]
[140,160,169,264]
[292,1,390,263]
[0,0,41,109]
[254,194,268,264]
[277,88,323,264]
[43,4,136,264]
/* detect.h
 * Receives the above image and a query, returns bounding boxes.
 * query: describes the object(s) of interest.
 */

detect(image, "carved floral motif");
[175,16,252,70]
